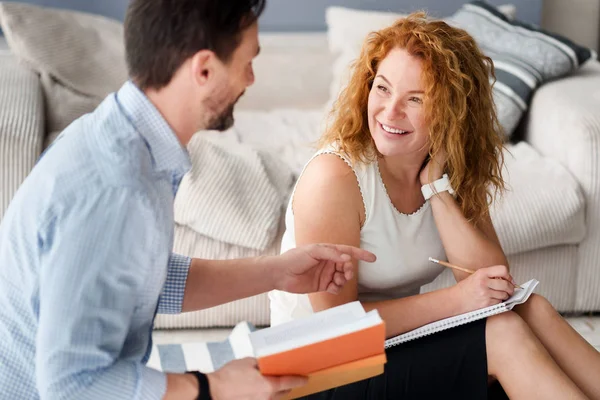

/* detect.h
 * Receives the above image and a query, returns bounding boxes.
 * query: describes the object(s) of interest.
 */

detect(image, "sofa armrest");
[0,54,45,220]
[524,60,600,190]
[524,59,600,311]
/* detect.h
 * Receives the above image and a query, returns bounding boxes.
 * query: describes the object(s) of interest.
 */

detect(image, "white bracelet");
[421,173,455,201]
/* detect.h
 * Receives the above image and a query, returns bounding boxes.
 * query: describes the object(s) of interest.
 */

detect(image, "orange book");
[258,321,385,375]
[247,302,387,398]
[281,353,387,399]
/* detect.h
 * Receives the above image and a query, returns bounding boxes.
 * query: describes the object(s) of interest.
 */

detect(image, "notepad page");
[385,279,539,348]
[504,279,539,308]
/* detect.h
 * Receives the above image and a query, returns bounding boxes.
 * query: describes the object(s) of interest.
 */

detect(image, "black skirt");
[301,319,491,400]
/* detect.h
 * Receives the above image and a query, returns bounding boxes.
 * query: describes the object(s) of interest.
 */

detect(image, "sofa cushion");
[0,2,127,132]
[174,134,293,251]
[490,142,586,255]
[447,1,595,138]
[0,52,45,220]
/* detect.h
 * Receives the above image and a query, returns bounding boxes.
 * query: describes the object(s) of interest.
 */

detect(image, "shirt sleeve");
[157,253,191,314]
[36,188,166,400]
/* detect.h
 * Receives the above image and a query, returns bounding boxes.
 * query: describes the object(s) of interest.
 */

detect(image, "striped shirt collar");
[116,80,192,177]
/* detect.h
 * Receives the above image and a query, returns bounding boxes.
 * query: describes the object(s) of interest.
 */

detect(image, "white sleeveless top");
[269,147,447,326]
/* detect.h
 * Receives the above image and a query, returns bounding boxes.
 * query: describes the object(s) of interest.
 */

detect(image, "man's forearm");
[181,256,278,312]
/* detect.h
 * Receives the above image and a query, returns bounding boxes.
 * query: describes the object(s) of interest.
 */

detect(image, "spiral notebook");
[385,278,539,348]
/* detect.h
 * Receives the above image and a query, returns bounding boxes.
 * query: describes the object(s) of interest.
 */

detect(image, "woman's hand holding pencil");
[429,257,522,289]
[429,258,521,313]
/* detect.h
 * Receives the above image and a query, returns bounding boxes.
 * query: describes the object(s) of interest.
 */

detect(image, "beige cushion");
[491,142,586,255]
[40,74,104,133]
[174,134,293,251]
[0,2,127,132]
[0,52,45,219]
[44,131,62,150]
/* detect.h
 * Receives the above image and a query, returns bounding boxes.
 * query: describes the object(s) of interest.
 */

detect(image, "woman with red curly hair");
[270,12,600,399]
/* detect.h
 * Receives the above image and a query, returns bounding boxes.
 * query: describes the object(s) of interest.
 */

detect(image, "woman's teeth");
[381,123,408,135]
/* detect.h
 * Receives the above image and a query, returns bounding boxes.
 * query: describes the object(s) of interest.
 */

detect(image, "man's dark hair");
[124,0,266,90]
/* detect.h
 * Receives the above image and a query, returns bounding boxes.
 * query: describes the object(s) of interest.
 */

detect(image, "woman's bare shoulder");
[293,152,365,222]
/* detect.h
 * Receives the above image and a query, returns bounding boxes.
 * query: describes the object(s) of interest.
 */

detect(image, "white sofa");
[1,26,599,332]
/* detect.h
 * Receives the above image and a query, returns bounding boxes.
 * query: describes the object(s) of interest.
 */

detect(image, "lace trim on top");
[375,160,430,217]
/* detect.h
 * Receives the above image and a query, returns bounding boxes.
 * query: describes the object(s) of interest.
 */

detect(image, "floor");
[564,316,600,351]
[154,316,600,351]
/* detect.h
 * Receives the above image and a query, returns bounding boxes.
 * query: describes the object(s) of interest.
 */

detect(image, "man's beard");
[205,91,244,132]
[206,102,235,131]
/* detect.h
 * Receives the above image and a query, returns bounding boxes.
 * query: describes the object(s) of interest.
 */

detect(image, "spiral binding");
[384,304,509,349]
[383,279,537,349]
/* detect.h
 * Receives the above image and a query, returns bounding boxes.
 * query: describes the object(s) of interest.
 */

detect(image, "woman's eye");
[377,85,388,93]
[409,97,423,104]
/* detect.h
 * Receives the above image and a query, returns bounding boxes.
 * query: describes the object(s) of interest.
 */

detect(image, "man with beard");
[0,1,376,399]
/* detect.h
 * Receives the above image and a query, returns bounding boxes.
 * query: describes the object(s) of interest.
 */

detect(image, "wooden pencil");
[428,257,523,289]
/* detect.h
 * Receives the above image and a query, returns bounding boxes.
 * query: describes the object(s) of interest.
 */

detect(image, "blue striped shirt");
[0,81,193,399]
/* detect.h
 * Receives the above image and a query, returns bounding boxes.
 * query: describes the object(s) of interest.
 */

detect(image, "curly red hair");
[320,12,505,222]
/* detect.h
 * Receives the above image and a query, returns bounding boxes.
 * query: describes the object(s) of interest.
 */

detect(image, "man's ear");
[190,50,217,86]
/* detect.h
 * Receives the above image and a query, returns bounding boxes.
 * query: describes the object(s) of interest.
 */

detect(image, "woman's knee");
[486,312,532,376]
[486,311,529,342]
[516,293,557,319]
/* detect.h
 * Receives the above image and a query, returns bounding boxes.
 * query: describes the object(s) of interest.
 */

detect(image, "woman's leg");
[513,294,600,399]
[486,311,588,400]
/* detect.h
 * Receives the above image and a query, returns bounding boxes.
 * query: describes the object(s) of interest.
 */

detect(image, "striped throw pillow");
[448,1,595,138]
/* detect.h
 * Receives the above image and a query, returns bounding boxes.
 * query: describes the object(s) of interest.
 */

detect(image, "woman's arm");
[420,154,509,281]
[293,155,465,338]
[429,191,509,281]
[293,154,363,311]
